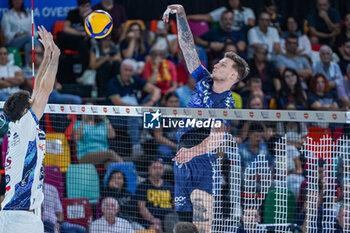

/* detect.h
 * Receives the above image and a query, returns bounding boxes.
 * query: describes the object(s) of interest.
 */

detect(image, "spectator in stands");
[277,68,308,110]
[107,59,161,157]
[90,197,135,233]
[312,45,343,91]
[308,73,339,111]
[263,0,283,35]
[280,16,312,58]
[72,107,123,168]
[120,22,150,62]
[274,34,312,87]
[276,102,308,150]
[0,46,24,101]
[93,0,127,44]
[56,0,92,70]
[246,44,279,95]
[241,78,270,109]
[338,39,350,75]
[296,191,324,231]
[22,45,82,104]
[101,170,136,224]
[154,92,179,162]
[1,0,37,65]
[142,49,177,95]
[247,12,281,59]
[270,132,304,198]
[194,10,247,57]
[307,0,341,45]
[188,0,255,32]
[296,159,324,215]
[238,122,273,170]
[338,64,350,109]
[336,205,347,232]
[148,20,178,59]
[174,222,199,233]
[42,183,87,233]
[136,158,175,232]
[175,75,196,108]
[89,35,121,97]
[335,13,350,59]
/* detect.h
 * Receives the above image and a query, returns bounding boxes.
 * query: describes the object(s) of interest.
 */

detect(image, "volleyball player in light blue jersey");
[163,4,250,233]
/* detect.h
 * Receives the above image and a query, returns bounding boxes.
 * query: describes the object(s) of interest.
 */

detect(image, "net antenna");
[31,0,35,88]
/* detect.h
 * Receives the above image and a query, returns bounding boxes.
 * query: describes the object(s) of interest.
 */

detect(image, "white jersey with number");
[1,109,45,211]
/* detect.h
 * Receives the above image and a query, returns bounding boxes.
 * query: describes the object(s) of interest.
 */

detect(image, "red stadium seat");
[149,19,177,34]
[61,198,92,231]
[188,20,210,37]
[44,165,64,200]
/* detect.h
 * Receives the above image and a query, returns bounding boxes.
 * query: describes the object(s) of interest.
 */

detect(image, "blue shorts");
[174,153,218,212]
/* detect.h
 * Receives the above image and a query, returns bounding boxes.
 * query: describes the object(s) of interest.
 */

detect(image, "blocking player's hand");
[173,147,194,163]
[163,4,185,23]
[37,25,53,52]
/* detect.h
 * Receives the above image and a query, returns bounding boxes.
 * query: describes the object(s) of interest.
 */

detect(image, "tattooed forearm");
[176,14,201,73]
[192,198,209,222]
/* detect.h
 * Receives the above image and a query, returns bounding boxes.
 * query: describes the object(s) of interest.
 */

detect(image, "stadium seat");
[150,19,177,34]
[52,21,65,39]
[66,164,100,204]
[188,20,210,37]
[103,162,138,195]
[263,189,296,224]
[44,165,64,199]
[61,197,92,231]
[44,133,71,172]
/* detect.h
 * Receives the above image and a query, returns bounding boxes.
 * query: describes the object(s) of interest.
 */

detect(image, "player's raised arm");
[31,27,60,120]
[163,5,200,73]
[32,26,52,101]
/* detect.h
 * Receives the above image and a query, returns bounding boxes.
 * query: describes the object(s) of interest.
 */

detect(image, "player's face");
[212,58,237,84]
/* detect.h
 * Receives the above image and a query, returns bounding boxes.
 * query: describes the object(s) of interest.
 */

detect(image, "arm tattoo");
[176,14,201,73]
[192,198,209,222]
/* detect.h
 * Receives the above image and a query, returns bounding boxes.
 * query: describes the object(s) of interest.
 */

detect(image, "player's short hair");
[224,51,250,81]
[174,222,199,233]
[4,90,31,122]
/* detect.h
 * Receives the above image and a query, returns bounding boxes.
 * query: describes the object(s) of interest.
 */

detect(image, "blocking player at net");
[163,4,249,233]
[0,26,60,233]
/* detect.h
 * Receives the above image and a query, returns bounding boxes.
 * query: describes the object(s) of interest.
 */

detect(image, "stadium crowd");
[0,0,350,232]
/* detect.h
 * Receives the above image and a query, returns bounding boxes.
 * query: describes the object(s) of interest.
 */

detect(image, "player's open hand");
[37,26,53,51]
[163,4,185,23]
[173,147,195,163]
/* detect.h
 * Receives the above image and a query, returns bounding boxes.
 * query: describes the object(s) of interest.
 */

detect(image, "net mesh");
[0,104,349,233]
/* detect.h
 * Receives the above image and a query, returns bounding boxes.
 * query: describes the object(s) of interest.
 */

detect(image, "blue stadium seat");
[66,164,100,204]
[103,162,138,195]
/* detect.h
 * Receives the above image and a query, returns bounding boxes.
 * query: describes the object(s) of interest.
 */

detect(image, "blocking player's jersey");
[2,109,45,210]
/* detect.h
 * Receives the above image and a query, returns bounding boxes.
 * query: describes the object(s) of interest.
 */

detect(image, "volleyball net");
[0,104,349,233]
